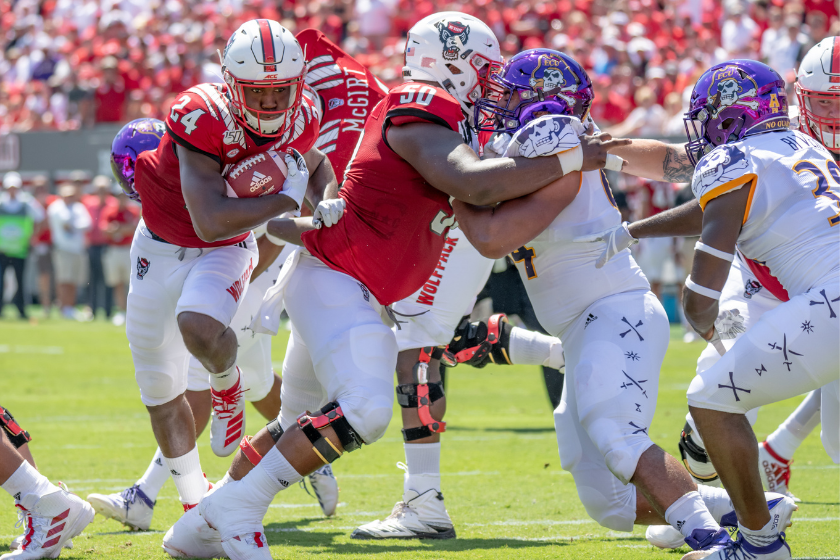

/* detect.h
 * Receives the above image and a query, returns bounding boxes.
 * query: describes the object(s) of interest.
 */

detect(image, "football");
[224,150,289,198]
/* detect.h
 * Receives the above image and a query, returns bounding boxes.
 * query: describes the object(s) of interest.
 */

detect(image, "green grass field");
[0,313,837,559]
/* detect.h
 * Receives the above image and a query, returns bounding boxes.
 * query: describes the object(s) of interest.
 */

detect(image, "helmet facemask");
[796,84,840,153]
[224,71,305,138]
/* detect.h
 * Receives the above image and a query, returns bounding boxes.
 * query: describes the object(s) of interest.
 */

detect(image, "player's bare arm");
[610,139,695,183]
[302,146,338,211]
[627,199,703,238]
[683,183,751,339]
[265,216,317,246]
[387,122,627,206]
[452,172,581,258]
[178,145,301,243]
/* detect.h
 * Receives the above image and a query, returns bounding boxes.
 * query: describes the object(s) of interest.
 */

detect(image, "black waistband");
[146,227,171,245]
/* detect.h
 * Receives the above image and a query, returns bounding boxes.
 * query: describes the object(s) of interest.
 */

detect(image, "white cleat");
[10,509,72,551]
[198,480,270,560]
[759,441,800,502]
[87,484,155,531]
[0,485,94,560]
[300,464,339,517]
[162,505,226,558]
[720,494,797,533]
[351,488,455,540]
[646,525,686,549]
[210,368,248,457]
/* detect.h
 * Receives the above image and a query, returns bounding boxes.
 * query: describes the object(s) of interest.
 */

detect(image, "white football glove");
[573,222,638,268]
[281,149,309,209]
[504,115,586,159]
[312,198,346,229]
[714,309,746,340]
[483,132,512,159]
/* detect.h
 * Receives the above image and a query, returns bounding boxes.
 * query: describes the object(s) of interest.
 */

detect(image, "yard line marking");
[269,502,347,509]
[0,345,63,354]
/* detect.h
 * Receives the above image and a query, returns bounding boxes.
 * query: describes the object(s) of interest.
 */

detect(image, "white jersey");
[691,130,840,297]
[512,169,649,337]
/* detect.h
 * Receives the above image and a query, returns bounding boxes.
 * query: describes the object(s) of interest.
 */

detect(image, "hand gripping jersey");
[135,83,320,248]
[297,29,389,181]
[691,130,840,297]
[510,169,649,337]
[302,82,468,306]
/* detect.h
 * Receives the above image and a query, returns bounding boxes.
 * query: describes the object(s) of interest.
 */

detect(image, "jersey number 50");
[792,159,840,226]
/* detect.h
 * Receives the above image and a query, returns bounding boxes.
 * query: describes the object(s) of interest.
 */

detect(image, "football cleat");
[300,464,339,517]
[162,504,226,559]
[0,485,94,560]
[199,480,269,553]
[87,484,155,531]
[720,494,797,533]
[10,509,73,551]
[681,532,791,560]
[759,441,799,502]
[351,488,455,540]
[645,525,687,549]
[210,369,248,457]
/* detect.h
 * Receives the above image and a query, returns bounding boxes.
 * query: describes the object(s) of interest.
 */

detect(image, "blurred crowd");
[0,170,139,322]
[1,0,837,134]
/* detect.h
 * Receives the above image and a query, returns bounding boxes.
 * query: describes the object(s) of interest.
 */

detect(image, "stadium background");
[0,1,838,559]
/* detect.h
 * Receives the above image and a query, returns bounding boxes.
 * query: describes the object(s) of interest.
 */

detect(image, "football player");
[581,40,840,552]
[452,48,797,556]
[194,12,626,558]
[125,19,338,515]
[1,406,93,560]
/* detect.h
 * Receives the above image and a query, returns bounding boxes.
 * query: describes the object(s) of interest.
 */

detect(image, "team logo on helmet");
[706,67,760,117]
[694,144,750,195]
[436,20,470,61]
[136,257,150,280]
[743,279,763,299]
[529,55,566,90]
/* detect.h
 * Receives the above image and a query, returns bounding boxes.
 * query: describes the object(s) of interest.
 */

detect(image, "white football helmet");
[222,19,305,137]
[796,36,840,153]
[402,12,502,126]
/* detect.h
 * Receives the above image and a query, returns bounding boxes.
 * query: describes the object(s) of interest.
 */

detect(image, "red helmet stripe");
[831,36,840,83]
[257,19,277,72]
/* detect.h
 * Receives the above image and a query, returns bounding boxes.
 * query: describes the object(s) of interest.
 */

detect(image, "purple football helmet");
[475,48,593,133]
[684,60,789,165]
[110,118,165,201]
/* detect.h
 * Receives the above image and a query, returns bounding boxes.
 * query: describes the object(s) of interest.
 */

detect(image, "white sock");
[696,485,732,522]
[215,472,234,489]
[404,443,441,494]
[164,446,208,506]
[210,365,240,392]
[241,447,302,507]
[739,517,780,548]
[1,461,55,502]
[508,327,564,369]
[664,491,720,538]
[766,390,822,460]
[136,448,170,502]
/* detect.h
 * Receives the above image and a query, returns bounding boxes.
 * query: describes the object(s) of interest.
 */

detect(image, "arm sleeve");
[691,144,759,210]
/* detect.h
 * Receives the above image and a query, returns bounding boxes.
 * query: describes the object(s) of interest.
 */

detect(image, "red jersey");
[101,204,140,246]
[135,83,321,248]
[297,29,389,180]
[302,82,467,306]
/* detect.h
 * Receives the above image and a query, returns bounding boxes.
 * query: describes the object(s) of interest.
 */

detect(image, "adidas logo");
[278,479,290,488]
[170,469,181,476]
[155,458,163,466]
[42,508,70,549]
[13,492,21,501]
[584,313,598,329]
[676,520,685,531]
[250,171,272,192]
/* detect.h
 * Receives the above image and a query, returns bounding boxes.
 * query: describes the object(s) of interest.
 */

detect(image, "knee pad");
[135,369,184,406]
[0,406,31,448]
[577,485,636,532]
[297,402,363,464]
[447,313,512,368]
[397,351,446,442]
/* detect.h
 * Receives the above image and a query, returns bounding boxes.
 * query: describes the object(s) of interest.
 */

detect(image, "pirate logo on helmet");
[436,20,470,61]
[529,54,566,91]
[707,67,760,117]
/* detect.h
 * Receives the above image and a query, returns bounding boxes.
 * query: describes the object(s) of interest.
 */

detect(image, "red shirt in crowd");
[94,79,127,122]
[82,194,118,245]
[100,204,140,246]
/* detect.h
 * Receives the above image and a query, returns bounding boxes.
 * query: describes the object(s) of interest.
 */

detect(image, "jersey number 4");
[792,159,840,226]
[170,95,206,135]
[511,246,538,279]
